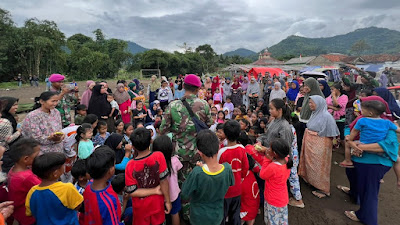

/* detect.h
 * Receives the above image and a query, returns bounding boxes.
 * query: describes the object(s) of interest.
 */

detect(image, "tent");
[247,67,288,80]
[356,64,384,72]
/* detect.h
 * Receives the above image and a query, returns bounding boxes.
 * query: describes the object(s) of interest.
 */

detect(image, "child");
[198,84,206,100]
[76,123,94,159]
[213,88,222,105]
[131,101,147,127]
[223,107,231,120]
[181,130,234,225]
[205,88,213,101]
[153,135,183,225]
[115,119,124,135]
[239,119,250,132]
[135,90,146,103]
[125,128,171,225]
[93,120,110,146]
[26,152,83,225]
[223,97,234,119]
[123,123,134,145]
[111,174,133,225]
[7,138,41,225]
[258,118,268,134]
[248,126,259,144]
[71,159,89,195]
[260,138,292,225]
[107,94,120,119]
[218,120,249,225]
[158,80,173,110]
[83,146,122,225]
[75,104,87,125]
[217,110,225,124]
[352,89,372,118]
[216,123,227,149]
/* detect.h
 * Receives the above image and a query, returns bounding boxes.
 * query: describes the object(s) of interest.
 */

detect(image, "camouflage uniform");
[50,87,78,127]
[160,93,213,220]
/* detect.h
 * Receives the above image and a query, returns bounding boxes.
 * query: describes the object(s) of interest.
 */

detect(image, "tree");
[350,39,371,56]
[93,29,105,42]
[177,42,193,54]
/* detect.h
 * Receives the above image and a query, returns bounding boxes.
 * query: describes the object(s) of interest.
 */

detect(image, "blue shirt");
[354,117,397,144]
[78,140,94,159]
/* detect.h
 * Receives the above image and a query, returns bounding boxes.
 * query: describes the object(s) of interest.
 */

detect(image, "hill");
[268,27,400,57]
[223,48,257,57]
[127,41,149,54]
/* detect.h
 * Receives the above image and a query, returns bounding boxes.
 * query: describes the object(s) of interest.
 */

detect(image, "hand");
[61,87,70,95]
[265,148,273,159]
[164,201,172,214]
[0,201,14,220]
[154,185,162,195]
[101,116,108,119]
[74,86,79,92]
[196,161,204,167]
[123,192,130,201]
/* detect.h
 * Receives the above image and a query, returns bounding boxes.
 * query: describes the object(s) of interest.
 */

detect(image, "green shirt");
[160,94,213,163]
[181,163,234,225]
[74,114,85,125]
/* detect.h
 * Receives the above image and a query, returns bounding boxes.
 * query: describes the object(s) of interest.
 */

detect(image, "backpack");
[181,99,209,132]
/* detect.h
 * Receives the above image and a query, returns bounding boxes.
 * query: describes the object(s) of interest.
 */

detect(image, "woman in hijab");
[146,102,158,124]
[318,80,331,98]
[263,78,273,103]
[298,78,325,151]
[174,77,185,100]
[241,77,250,108]
[80,80,95,108]
[247,78,260,110]
[88,84,112,124]
[298,95,339,198]
[342,77,358,126]
[211,76,221,95]
[133,79,141,91]
[231,78,242,107]
[269,82,286,102]
[147,75,160,104]
[114,83,131,124]
[104,133,132,172]
[286,80,300,110]
[222,77,232,102]
[373,87,400,119]
[204,77,212,90]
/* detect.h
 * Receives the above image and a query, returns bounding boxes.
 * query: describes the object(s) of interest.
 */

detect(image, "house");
[284,56,316,65]
[252,49,283,66]
[308,53,349,66]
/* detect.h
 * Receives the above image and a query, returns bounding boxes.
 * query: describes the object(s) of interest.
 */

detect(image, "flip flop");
[288,197,305,208]
[336,185,350,194]
[312,190,330,199]
[345,211,360,222]
[339,162,354,168]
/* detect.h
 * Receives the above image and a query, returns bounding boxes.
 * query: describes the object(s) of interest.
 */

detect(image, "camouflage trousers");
[178,160,196,222]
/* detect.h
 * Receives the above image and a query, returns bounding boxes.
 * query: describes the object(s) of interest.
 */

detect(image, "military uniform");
[160,93,213,220]
[50,87,78,127]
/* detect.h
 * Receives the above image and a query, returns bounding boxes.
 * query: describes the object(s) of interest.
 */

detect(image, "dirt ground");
[1,81,399,225]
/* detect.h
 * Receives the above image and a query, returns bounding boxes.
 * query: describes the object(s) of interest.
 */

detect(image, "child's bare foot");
[339,160,354,168]
[380,179,384,184]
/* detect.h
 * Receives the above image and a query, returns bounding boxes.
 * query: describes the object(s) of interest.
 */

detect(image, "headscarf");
[247,78,260,96]
[88,84,111,118]
[307,95,340,137]
[150,75,160,92]
[279,78,286,89]
[133,79,140,89]
[286,80,300,101]
[374,87,400,118]
[113,83,131,104]
[263,78,273,93]
[146,125,157,140]
[204,77,212,90]
[231,78,241,90]
[318,80,331,98]
[0,97,18,131]
[81,80,94,108]
[104,133,125,164]
[241,77,249,91]
[128,83,139,99]
[211,76,220,94]
[300,78,324,122]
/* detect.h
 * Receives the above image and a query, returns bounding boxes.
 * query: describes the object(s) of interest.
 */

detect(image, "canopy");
[247,67,288,80]
[356,64,384,72]
[300,71,328,79]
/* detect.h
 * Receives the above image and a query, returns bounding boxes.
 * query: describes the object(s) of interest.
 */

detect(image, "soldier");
[160,74,213,220]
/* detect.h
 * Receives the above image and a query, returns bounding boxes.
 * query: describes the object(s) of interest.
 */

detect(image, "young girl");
[152,135,182,225]
[258,118,268,134]
[158,80,173,110]
[213,88,222,105]
[92,120,110,146]
[76,123,94,159]
[223,97,234,119]
[123,123,134,145]
[217,111,225,124]
[205,88,213,101]
[131,101,147,128]
[260,138,292,225]
[114,120,124,135]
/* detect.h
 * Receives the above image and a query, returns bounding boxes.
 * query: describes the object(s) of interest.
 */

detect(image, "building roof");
[284,56,316,65]
[320,53,348,62]
[253,58,283,65]
[361,54,400,64]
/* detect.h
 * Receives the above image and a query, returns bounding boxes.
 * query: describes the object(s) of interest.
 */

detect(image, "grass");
[0,82,32,89]
[17,103,34,113]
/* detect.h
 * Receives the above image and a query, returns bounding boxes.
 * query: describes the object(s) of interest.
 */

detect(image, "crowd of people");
[0,70,399,225]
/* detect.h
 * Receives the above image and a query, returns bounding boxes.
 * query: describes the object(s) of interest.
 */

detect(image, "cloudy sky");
[1,0,400,54]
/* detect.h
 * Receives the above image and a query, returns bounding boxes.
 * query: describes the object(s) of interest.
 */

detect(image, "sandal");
[312,190,330,199]
[344,211,360,222]
[337,185,350,194]
[288,197,305,208]
[339,162,354,168]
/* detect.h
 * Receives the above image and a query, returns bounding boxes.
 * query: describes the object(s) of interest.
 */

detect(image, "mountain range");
[223,48,257,57]
[127,41,149,54]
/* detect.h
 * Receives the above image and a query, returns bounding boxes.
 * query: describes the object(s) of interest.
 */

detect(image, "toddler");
[71,159,89,195]
[93,121,110,146]
[123,123,134,145]
[75,104,87,125]
[107,94,120,118]
[76,123,94,159]
[213,88,222,105]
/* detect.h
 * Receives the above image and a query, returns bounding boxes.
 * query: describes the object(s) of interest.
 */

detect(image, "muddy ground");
[1,82,399,225]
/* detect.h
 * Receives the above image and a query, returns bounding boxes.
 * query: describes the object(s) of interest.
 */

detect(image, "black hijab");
[0,97,18,131]
[104,133,125,164]
[88,85,111,118]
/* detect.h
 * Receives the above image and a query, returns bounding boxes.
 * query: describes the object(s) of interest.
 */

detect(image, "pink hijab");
[81,80,95,108]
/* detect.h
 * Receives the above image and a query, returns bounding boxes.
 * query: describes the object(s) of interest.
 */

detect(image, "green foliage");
[350,39,371,56]
[223,48,257,58]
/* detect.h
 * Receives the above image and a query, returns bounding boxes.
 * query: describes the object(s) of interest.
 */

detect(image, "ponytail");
[33,91,58,110]
[286,157,293,169]
[75,123,92,143]
[270,98,292,122]
[270,138,292,169]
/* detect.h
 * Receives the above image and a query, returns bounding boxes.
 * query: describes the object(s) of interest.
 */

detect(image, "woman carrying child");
[114,83,131,124]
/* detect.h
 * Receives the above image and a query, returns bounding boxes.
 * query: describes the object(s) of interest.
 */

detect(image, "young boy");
[7,138,41,225]
[92,120,110,146]
[26,152,83,225]
[125,128,171,225]
[216,123,227,149]
[75,104,87,125]
[83,146,122,225]
[218,120,249,225]
[181,130,234,225]
[111,173,133,225]
[71,159,89,195]
[107,94,119,119]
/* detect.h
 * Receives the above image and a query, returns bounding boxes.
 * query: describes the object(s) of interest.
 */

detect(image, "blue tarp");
[356,64,384,72]
[300,66,321,73]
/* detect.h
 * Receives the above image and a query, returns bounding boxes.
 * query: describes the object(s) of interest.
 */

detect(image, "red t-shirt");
[259,158,290,207]
[217,144,249,198]
[125,152,168,222]
[244,145,265,168]
[7,168,41,225]
[240,170,260,221]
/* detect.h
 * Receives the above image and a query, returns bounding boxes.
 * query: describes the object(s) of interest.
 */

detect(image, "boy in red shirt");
[217,120,249,225]
[7,138,41,225]
[125,128,171,225]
